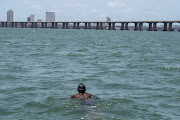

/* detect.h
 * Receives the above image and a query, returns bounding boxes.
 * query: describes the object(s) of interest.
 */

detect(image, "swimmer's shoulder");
[86,93,93,98]
[70,93,79,99]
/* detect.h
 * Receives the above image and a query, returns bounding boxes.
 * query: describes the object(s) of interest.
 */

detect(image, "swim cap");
[77,83,86,91]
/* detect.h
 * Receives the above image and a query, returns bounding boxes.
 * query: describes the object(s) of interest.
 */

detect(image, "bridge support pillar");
[45,23,47,28]
[55,23,58,28]
[73,23,76,29]
[9,23,11,27]
[5,22,8,27]
[24,23,27,28]
[15,23,18,28]
[96,23,99,30]
[66,23,68,29]
[31,23,33,28]
[85,23,87,29]
[24,23,26,28]
[88,23,91,29]
[108,23,112,30]
[112,23,115,30]
[153,23,157,31]
[100,23,103,30]
[169,23,173,31]
[21,23,24,28]
[23,23,26,28]
[62,23,65,29]
[5,22,7,27]
[139,23,143,31]
[2,22,4,27]
[12,22,14,27]
[4,22,7,27]
[134,23,138,30]
[32,23,34,28]
[52,23,55,28]
[125,23,129,30]
[77,23,80,29]
[8,22,10,27]
[163,23,168,31]
[41,23,44,28]
[35,23,37,28]
[121,23,124,30]
[148,23,152,31]
[24,22,27,28]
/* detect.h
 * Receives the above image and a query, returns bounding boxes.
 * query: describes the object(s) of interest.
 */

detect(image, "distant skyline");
[0,0,180,21]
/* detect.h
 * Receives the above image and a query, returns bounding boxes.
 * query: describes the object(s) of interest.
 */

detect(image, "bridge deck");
[0,21,180,23]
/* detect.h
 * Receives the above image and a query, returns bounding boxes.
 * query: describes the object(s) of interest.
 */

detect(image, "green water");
[0,28,180,120]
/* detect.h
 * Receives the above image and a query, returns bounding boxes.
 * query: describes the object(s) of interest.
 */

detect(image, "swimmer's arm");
[70,95,76,99]
[89,94,94,99]
[91,95,93,99]
[91,95,101,99]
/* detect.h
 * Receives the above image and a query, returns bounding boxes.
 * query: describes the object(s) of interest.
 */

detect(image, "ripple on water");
[24,101,49,109]
[160,66,180,70]
[76,48,89,52]
[104,82,139,90]
[94,98,136,119]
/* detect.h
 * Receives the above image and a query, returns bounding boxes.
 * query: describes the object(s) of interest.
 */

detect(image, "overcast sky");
[0,0,180,21]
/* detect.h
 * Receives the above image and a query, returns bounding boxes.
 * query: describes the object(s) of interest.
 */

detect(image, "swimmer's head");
[77,83,86,93]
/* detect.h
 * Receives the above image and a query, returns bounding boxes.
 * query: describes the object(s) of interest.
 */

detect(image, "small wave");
[152,94,172,98]
[66,52,83,57]
[24,101,49,108]
[46,100,79,113]
[120,45,130,48]
[104,83,139,90]
[97,43,104,46]
[160,66,180,70]
[0,108,14,115]
[168,79,180,85]
[77,48,89,52]
[14,86,37,92]
[109,52,123,58]
[97,98,134,109]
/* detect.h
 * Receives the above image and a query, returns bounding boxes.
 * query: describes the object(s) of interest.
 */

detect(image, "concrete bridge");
[0,21,180,31]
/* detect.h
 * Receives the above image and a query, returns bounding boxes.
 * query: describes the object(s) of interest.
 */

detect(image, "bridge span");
[0,21,180,31]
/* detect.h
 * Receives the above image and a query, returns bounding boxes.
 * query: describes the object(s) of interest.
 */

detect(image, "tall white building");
[46,12,55,22]
[7,10,14,21]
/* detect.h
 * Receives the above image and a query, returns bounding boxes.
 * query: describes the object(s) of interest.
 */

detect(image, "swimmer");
[70,83,103,118]
[70,83,93,100]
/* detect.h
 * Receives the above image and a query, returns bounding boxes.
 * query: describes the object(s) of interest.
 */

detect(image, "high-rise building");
[7,10,14,21]
[106,17,111,22]
[27,17,30,22]
[46,12,55,22]
[27,15,34,22]
[30,15,34,22]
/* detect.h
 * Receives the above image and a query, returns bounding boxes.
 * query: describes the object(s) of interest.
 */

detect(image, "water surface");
[0,28,180,120]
